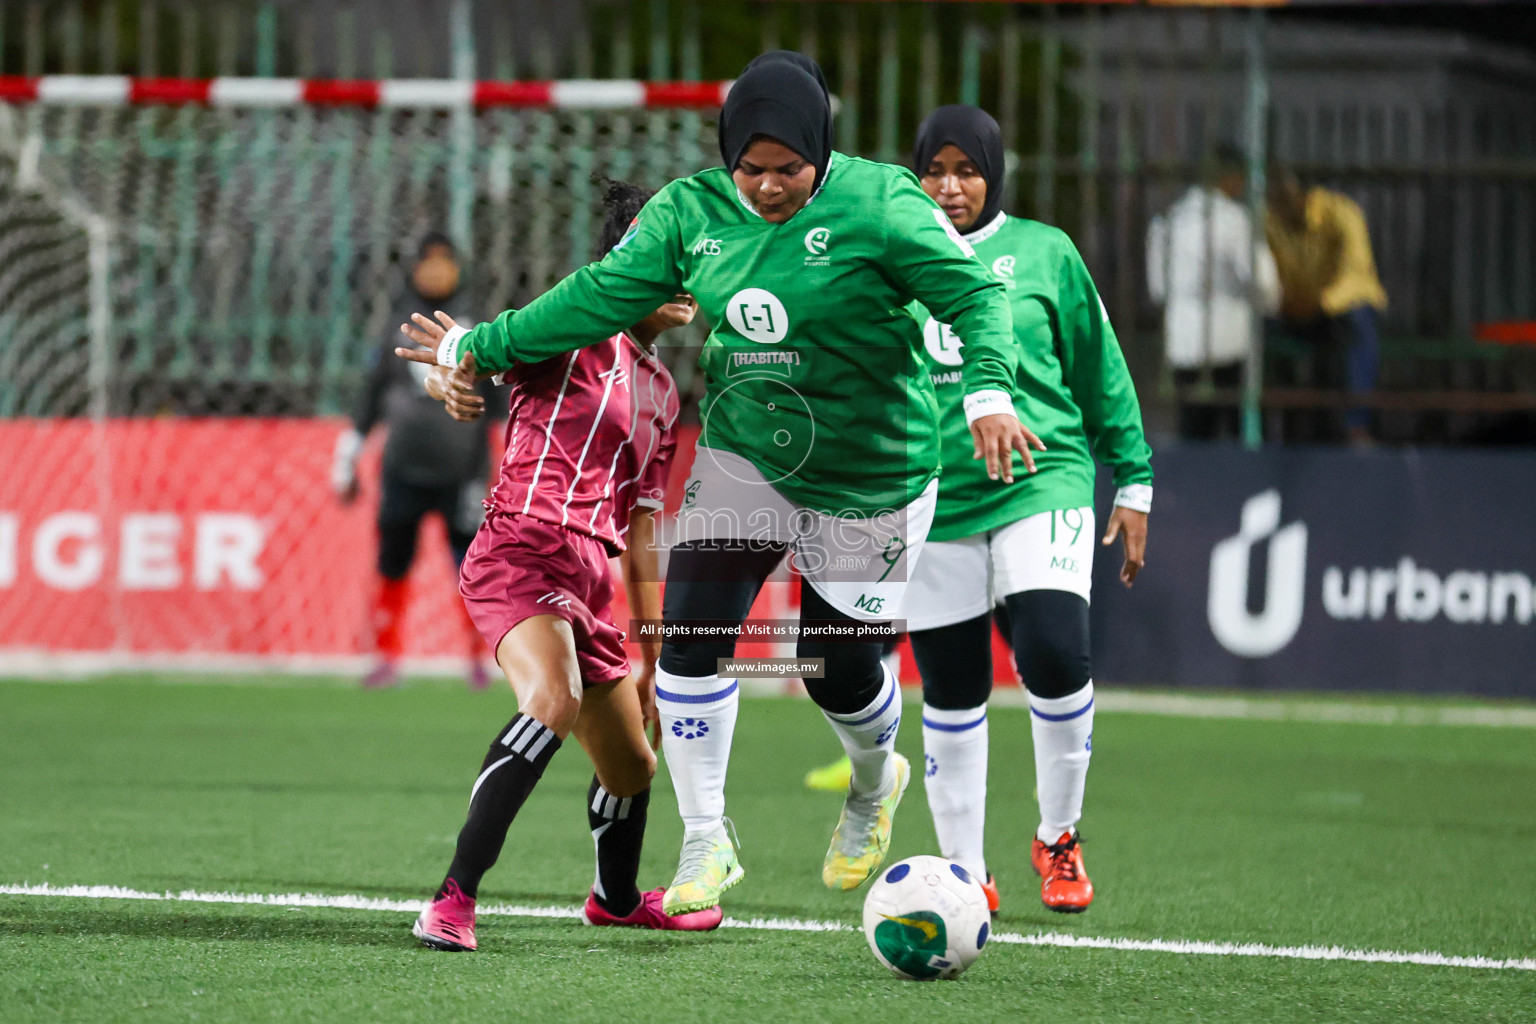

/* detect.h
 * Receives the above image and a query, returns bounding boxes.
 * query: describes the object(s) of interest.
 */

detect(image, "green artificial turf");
[1,676,1533,1023]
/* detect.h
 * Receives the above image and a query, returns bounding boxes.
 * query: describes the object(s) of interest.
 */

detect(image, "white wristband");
[962,388,1017,427]
[436,324,470,368]
[1114,484,1153,514]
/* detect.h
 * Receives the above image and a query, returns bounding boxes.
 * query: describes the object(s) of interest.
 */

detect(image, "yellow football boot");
[822,753,910,890]
[663,820,744,916]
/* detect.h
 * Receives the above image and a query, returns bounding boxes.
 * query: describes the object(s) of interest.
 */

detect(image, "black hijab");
[912,104,1005,234]
[719,55,834,195]
[743,49,830,104]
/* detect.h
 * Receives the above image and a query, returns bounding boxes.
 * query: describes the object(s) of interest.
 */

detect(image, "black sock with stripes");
[437,713,562,901]
[587,777,650,918]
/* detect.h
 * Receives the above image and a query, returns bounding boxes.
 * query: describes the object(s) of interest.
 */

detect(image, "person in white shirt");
[1147,144,1280,440]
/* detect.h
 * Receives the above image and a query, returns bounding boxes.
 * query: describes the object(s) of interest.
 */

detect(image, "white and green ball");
[862,855,991,980]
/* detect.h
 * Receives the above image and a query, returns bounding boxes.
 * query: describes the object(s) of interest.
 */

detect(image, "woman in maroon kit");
[399,182,719,951]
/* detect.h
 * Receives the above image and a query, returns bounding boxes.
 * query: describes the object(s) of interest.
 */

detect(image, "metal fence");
[3,1,1535,434]
[0,99,721,417]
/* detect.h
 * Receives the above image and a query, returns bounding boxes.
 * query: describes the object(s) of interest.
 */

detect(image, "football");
[862,855,992,980]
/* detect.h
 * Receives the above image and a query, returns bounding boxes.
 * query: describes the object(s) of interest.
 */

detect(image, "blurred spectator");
[1266,168,1389,445]
[331,232,496,688]
[1147,144,1280,441]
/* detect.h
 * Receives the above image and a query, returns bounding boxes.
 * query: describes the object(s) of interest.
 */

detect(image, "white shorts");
[670,447,937,623]
[904,506,1095,632]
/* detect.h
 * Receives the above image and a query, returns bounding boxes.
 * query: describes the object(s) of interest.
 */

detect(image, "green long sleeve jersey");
[913,214,1152,542]
[450,152,1016,515]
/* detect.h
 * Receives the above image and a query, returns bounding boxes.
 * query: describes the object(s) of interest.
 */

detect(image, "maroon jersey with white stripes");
[490,332,679,554]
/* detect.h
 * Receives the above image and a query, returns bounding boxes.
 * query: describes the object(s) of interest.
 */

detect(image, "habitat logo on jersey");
[803,227,832,266]
[728,350,801,378]
[726,287,790,344]
[922,317,964,367]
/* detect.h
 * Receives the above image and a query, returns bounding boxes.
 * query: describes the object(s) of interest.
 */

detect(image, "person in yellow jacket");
[1266,168,1389,444]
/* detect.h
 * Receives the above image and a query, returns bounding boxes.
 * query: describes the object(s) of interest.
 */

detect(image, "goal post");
[0,76,727,670]
[0,75,729,419]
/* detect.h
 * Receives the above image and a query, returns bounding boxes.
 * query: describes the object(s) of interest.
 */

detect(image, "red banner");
[0,418,1013,684]
[0,419,777,665]
[0,419,447,657]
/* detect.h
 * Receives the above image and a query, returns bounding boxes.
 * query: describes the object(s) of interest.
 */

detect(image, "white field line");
[0,652,466,680]
[3,660,1534,728]
[976,688,1536,728]
[2,883,1531,972]
[1090,691,1536,728]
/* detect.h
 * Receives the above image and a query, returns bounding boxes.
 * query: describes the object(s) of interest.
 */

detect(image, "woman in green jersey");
[902,105,1153,916]
[398,56,1040,918]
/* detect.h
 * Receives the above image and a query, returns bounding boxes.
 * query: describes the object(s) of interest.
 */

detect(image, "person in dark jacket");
[332,232,496,688]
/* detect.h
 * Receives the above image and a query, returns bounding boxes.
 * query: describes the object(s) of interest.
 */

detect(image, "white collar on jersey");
[734,151,840,221]
[961,210,1007,246]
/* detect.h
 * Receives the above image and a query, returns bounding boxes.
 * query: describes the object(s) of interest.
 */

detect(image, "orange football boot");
[1031,830,1094,913]
[979,874,1001,916]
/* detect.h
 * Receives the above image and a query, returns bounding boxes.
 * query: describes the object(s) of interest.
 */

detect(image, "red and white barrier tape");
[0,76,731,110]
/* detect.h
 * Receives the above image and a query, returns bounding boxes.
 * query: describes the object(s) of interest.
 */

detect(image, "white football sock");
[656,668,739,838]
[921,703,989,880]
[821,664,902,798]
[1029,681,1094,843]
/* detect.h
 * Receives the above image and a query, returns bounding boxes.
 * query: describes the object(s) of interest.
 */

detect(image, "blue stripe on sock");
[922,713,987,733]
[845,678,897,727]
[1030,696,1094,722]
[656,679,739,705]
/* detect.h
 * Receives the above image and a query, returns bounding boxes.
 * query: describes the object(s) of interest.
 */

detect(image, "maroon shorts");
[458,510,630,687]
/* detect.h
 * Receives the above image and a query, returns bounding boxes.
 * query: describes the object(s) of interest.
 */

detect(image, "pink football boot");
[361,660,400,689]
[412,880,477,951]
[466,659,492,691]
[581,888,723,931]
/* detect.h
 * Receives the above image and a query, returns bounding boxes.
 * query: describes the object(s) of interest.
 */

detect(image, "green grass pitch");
[1,675,1533,1023]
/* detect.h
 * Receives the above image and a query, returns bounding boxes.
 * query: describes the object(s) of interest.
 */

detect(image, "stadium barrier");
[7,420,1528,696]
[0,76,725,420]
[1090,445,1536,698]
[0,420,933,680]
[0,418,461,666]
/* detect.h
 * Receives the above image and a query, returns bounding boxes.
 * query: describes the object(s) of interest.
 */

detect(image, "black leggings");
[658,542,889,715]
[376,476,477,579]
[909,589,1091,710]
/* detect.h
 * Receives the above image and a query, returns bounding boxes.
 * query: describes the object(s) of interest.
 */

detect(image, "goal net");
[0,78,722,670]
